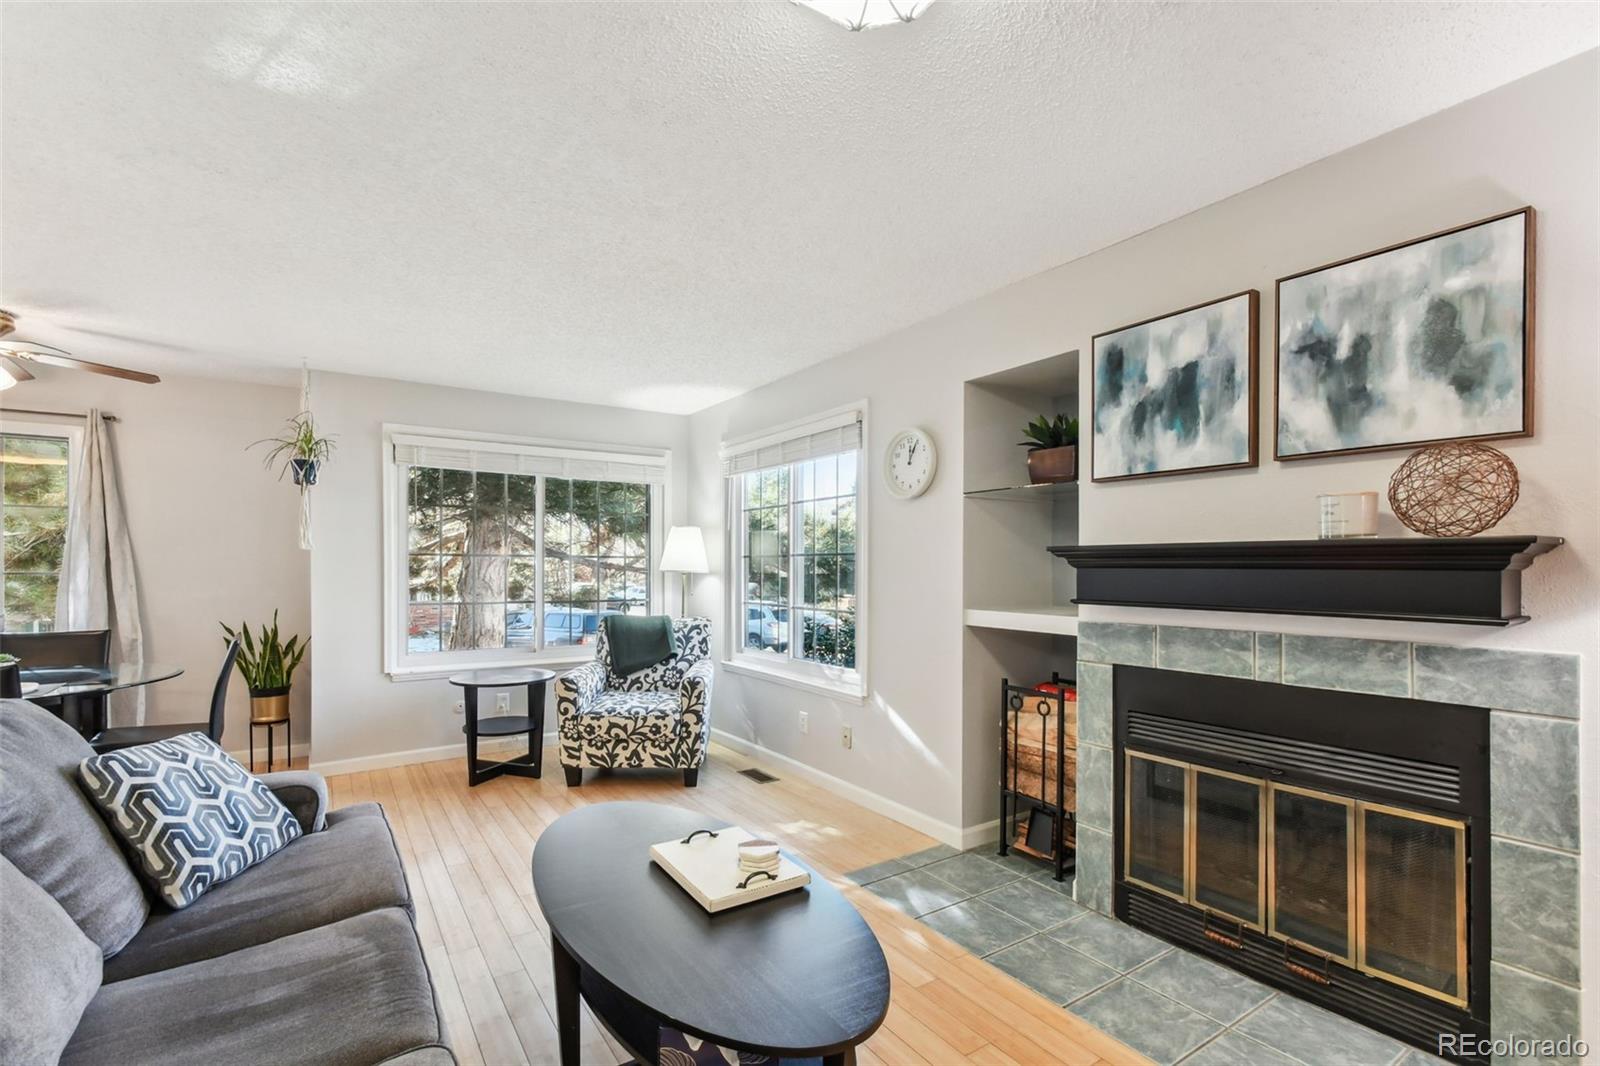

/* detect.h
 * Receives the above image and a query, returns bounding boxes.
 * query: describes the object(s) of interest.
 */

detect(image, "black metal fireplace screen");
[1112,667,1489,1063]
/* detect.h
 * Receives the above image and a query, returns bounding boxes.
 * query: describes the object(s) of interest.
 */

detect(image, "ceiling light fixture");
[793,0,931,31]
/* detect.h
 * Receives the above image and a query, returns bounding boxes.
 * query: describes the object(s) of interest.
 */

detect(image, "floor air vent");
[738,768,779,783]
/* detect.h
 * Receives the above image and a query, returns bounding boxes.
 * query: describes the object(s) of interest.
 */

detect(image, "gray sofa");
[0,698,455,1066]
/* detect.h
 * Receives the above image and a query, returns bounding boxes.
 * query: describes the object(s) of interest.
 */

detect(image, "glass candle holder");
[1318,492,1379,539]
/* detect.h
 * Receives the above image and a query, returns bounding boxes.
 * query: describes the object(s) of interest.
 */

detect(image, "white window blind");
[720,409,862,476]
[392,434,667,485]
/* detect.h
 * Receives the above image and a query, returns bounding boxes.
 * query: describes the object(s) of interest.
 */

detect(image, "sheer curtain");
[55,410,146,724]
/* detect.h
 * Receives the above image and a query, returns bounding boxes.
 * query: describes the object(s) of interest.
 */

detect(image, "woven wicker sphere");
[1388,442,1520,537]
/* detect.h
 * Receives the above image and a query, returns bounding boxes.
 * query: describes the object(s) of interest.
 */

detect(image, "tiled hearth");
[849,844,1436,1065]
[1074,621,1583,1066]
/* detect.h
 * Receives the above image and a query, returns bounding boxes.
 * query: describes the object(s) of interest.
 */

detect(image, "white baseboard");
[711,728,997,851]
[308,732,557,777]
[960,818,1003,851]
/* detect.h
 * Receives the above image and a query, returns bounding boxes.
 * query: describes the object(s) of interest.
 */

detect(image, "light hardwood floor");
[324,743,1149,1066]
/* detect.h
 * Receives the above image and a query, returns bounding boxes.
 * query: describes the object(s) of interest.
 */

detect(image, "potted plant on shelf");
[253,411,336,486]
[1018,413,1079,484]
[220,612,308,723]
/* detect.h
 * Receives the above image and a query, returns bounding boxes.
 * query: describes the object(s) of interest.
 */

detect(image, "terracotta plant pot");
[1027,445,1077,484]
[250,687,291,723]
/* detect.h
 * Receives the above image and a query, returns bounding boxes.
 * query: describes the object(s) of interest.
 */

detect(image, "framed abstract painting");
[1275,207,1534,461]
[1091,290,1259,482]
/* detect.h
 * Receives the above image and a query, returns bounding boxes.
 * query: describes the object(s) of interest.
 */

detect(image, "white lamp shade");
[660,526,710,575]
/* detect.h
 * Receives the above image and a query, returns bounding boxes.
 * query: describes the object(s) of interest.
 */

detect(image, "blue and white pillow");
[78,732,301,909]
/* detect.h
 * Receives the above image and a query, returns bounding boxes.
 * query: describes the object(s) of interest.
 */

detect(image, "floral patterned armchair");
[555,617,714,787]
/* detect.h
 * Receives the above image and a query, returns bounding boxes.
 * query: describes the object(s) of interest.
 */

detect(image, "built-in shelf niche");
[962,349,1080,621]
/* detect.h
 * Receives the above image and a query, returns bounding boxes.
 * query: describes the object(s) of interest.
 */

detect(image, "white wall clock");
[884,428,937,499]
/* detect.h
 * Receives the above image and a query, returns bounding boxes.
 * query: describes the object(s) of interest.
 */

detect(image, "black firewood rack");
[998,673,1075,882]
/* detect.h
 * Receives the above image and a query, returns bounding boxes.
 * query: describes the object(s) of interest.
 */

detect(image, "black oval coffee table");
[532,801,890,1065]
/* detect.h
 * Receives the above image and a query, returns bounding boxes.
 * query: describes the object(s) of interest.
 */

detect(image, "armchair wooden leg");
[683,768,699,788]
[563,765,583,787]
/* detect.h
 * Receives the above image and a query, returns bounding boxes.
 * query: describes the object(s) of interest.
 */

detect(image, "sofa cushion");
[0,698,151,956]
[1,854,103,1065]
[105,803,410,982]
[79,731,302,908]
[63,907,447,1066]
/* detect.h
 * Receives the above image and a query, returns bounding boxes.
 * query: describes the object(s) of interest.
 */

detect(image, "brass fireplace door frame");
[1123,749,1469,1008]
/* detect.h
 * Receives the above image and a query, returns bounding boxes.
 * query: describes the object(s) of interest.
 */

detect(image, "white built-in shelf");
[963,481,1078,502]
[963,605,1080,636]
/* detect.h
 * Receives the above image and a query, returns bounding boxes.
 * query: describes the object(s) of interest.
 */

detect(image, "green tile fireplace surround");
[1073,620,1583,1065]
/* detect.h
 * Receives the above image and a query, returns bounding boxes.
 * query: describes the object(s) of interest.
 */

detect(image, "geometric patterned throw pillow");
[78,732,302,909]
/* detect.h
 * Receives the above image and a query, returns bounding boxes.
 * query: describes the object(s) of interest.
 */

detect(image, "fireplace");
[1112,665,1489,1061]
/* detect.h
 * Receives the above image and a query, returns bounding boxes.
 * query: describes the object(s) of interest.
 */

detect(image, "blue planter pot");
[290,458,319,486]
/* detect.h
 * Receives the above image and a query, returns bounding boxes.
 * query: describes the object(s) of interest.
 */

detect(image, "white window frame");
[721,402,868,703]
[0,417,83,634]
[381,423,669,680]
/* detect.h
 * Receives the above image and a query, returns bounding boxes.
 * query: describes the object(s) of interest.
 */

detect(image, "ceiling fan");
[0,308,162,390]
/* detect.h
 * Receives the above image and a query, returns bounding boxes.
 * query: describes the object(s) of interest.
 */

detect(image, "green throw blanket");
[604,615,676,677]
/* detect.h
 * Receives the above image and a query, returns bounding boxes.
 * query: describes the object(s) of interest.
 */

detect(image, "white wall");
[688,49,1598,1030]
[305,370,690,770]
[1,369,311,752]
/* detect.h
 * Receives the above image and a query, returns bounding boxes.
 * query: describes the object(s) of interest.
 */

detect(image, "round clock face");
[885,428,937,499]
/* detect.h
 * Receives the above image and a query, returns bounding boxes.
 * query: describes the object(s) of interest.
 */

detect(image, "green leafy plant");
[0,653,18,666]
[1017,413,1079,451]
[220,611,308,694]
[252,411,336,481]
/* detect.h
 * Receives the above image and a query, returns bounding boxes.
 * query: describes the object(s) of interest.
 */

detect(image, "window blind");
[391,434,667,485]
[719,409,862,476]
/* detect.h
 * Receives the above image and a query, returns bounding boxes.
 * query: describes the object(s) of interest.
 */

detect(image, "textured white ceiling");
[2,2,1594,412]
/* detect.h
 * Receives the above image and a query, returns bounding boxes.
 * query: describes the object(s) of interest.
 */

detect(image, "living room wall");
[1,370,311,753]
[687,47,1598,1034]
[304,370,690,770]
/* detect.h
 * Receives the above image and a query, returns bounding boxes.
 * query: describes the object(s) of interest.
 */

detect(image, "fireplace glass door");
[1125,753,1187,900]
[1269,784,1355,961]
[1357,803,1468,1006]
[1192,769,1265,928]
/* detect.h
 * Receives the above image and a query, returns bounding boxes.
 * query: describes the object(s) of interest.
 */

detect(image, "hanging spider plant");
[253,411,336,486]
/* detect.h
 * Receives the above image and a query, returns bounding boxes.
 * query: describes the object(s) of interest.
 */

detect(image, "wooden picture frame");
[1274,207,1535,462]
[1091,289,1260,483]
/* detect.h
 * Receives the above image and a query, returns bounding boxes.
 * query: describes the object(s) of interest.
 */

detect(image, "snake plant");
[221,611,308,694]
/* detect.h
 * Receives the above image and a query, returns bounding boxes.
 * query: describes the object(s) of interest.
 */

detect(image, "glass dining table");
[19,662,185,738]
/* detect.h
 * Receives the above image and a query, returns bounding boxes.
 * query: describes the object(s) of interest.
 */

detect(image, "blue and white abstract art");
[1276,209,1532,459]
[1092,290,1258,481]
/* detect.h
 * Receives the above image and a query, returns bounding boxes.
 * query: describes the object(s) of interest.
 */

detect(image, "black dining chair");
[90,639,241,754]
[0,628,111,668]
[3,628,113,735]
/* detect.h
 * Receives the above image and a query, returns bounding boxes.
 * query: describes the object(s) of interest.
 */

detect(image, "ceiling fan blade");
[3,344,161,384]
[1,355,36,381]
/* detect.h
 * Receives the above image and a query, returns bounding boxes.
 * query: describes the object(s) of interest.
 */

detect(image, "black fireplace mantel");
[1049,535,1562,626]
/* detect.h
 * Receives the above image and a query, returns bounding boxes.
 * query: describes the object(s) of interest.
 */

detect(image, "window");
[1,424,77,633]
[384,428,666,677]
[723,406,865,699]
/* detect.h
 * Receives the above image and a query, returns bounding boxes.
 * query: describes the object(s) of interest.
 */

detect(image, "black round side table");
[448,667,556,787]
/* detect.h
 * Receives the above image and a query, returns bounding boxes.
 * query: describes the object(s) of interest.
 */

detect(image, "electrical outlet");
[495,692,511,716]
[799,711,809,735]
[841,725,853,750]
[452,699,465,716]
